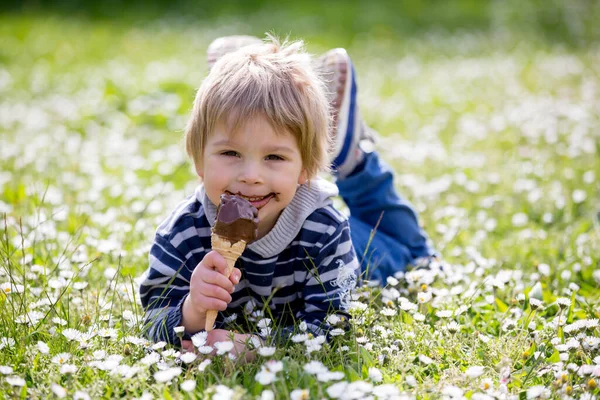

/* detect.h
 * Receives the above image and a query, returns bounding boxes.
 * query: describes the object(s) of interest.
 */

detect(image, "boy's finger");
[202,269,234,291]
[202,251,229,275]
[229,268,241,285]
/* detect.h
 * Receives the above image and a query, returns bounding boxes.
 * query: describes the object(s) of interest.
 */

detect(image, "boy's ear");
[298,169,308,185]
[196,164,204,179]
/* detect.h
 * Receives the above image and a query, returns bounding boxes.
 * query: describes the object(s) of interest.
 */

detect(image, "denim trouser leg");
[336,151,435,281]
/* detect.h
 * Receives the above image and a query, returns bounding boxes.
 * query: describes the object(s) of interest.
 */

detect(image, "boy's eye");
[221,150,240,157]
[265,154,284,161]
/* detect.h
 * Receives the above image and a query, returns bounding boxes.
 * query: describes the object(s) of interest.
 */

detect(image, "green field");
[1,2,599,398]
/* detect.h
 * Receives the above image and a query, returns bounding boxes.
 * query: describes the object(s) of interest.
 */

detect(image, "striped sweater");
[139,178,360,344]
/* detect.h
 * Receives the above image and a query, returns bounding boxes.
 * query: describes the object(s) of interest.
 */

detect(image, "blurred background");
[1,0,599,268]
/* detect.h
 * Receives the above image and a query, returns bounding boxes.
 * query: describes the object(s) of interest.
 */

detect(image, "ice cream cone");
[205,234,246,331]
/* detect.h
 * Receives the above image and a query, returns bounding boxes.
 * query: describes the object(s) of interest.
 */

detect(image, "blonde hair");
[185,34,331,179]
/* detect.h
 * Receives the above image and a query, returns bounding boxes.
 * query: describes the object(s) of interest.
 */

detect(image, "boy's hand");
[181,250,241,331]
[180,330,260,365]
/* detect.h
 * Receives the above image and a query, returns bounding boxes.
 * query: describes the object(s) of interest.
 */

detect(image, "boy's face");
[198,114,308,239]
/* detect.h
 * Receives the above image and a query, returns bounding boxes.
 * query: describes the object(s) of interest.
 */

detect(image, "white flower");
[214,341,234,355]
[299,321,307,332]
[436,310,453,318]
[213,385,234,400]
[52,353,71,365]
[290,389,310,400]
[6,376,26,387]
[52,317,68,326]
[173,326,185,336]
[260,390,275,400]
[537,263,551,276]
[60,364,78,374]
[255,368,276,385]
[317,371,345,382]
[198,345,214,355]
[139,352,160,366]
[1,282,24,294]
[291,333,308,343]
[368,367,383,382]
[37,341,50,354]
[413,312,426,322]
[258,347,276,357]
[257,318,272,329]
[62,328,82,341]
[444,321,461,333]
[326,314,342,325]
[572,190,587,203]
[0,365,13,374]
[405,375,417,387]
[442,385,464,397]
[180,380,196,392]
[326,382,348,398]
[198,359,212,372]
[417,292,432,304]
[381,308,397,317]
[304,361,328,375]
[526,385,550,399]
[179,352,197,364]
[372,384,400,398]
[153,367,182,383]
[330,328,345,336]
[512,212,528,227]
[0,337,15,350]
[151,341,167,350]
[265,360,283,373]
[556,297,571,308]
[529,298,544,310]
[593,270,600,285]
[465,366,485,378]
[74,390,91,400]
[386,276,399,286]
[419,354,434,365]
[51,384,67,398]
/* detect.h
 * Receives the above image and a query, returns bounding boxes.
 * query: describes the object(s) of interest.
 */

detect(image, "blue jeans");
[337,151,435,283]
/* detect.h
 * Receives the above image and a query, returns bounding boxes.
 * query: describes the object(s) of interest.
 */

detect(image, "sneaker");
[206,35,262,70]
[316,48,375,178]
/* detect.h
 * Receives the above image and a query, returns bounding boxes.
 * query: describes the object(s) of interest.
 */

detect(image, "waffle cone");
[205,234,246,331]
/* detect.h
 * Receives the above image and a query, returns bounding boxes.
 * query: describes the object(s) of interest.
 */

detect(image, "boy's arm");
[139,233,195,344]
[295,219,359,337]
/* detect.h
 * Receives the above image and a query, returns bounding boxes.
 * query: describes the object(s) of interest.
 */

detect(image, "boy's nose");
[238,162,263,184]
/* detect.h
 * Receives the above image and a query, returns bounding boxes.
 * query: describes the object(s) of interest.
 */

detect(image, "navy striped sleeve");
[297,217,359,336]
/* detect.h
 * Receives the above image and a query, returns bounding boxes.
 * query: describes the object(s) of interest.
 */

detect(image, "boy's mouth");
[225,191,276,210]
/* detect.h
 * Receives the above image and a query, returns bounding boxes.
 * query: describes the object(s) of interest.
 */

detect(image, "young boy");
[139,35,436,358]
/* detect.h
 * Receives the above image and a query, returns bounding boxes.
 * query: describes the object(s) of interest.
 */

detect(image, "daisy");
[51,384,67,398]
[153,367,182,383]
[465,366,485,378]
[258,347,276,357]
[52,353,71,365]
[6,376,26,387]
[291,333,309,343]
[304,361,329,375]
[179,352,197,364]
[326,382,348,399]
[368,367,383,382]
[290,389,310,400]
[62,328,82,341]
[214,341,234,355]
[180,380,196,392]
[198,359,212,372]
[0,366,13,374]
[60,364,78,374]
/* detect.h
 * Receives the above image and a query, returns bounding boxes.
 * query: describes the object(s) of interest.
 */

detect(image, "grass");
[1,4,600,399]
